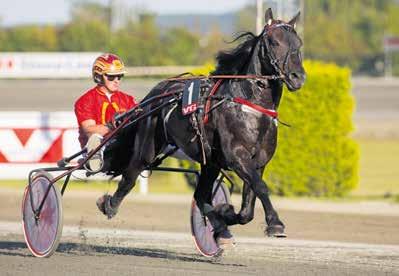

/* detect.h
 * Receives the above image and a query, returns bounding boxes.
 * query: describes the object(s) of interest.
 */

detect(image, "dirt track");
[1,188,398,275]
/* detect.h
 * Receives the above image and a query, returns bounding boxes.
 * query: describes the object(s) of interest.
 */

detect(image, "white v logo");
[0,129,61,162]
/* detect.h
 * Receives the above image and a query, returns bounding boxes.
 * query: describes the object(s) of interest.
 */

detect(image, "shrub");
[265,61,359,196]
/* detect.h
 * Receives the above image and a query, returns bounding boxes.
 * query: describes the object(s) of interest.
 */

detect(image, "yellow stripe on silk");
[101,102,109,125]
[111,102,120,112]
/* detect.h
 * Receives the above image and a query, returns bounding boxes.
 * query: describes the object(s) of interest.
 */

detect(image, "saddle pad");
[182,79,201,115]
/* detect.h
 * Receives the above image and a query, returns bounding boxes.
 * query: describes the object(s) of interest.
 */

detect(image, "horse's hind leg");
[97,116,157,219]
[194,165,236,247]
[194,165,228,233]
[96,162,144,219]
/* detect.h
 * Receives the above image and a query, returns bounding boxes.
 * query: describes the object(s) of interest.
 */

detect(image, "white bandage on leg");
[85,134,104,173]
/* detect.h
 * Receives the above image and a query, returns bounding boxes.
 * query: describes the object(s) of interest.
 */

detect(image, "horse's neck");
[241,41,283,110]
[245,42,262,75]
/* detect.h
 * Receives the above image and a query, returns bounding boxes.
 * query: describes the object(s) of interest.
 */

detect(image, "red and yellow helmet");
[92,53,127,84]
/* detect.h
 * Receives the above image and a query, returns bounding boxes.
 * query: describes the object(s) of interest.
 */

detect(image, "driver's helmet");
[92,53,127,84]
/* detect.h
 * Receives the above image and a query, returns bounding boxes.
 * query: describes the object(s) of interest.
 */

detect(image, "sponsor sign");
[0,112,81,179]
[0,52,100,78]
[0,112,148,193]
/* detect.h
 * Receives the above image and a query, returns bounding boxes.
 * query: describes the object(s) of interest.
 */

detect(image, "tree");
[162,27,200,65]
[5,25,58,51]
[234,0,399,74]
[304,0,393,73]
[110,14,167,66]
[197,26,227,64]
[59,20,109,51]
[58,1,110,51]
[235,4,256,33]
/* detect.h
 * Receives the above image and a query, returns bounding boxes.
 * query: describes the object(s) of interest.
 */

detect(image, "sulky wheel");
[190,179,232,257]
[22,171,63,258]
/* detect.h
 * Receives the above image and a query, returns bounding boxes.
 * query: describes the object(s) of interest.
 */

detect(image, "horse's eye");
[268,38,279,47]
[271,40,279,46]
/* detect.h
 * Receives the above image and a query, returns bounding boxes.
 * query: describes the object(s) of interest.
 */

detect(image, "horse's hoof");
[216,229,235,249]
[96,194,118,219]
[266,225,287,238]
[96,195,106,214]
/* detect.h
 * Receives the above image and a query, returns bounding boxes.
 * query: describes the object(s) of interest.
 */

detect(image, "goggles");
[105,74,124,81]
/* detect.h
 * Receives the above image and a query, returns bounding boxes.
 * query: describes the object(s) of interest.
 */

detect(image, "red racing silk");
[74,86,138,147]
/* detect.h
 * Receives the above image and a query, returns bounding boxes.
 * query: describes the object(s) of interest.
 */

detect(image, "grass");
[350,139,399,198]
[1,139,398,199]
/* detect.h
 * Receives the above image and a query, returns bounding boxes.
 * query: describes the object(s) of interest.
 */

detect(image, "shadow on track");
[0,241,244,267]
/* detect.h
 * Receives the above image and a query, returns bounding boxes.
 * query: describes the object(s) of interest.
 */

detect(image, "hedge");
[181,60,359,197]
[265,61,359,196]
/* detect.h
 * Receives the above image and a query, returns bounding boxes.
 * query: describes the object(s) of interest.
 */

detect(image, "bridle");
[262,22,298,81]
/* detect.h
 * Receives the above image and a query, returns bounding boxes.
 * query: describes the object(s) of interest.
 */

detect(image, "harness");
[156,75,282,165]
[117,22,295,165]
[202,78,279,124]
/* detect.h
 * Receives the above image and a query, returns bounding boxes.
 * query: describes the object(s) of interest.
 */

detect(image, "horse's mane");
[212,32,260,75]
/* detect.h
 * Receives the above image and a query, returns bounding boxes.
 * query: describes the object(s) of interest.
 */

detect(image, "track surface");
[0,188,398,275]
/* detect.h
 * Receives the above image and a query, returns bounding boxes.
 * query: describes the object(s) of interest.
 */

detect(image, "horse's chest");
[232,109,272,140]
[225,109,278,163]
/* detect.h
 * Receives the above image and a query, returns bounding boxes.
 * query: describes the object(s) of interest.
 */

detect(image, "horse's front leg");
[232,159,285,237]
[214,166,262,226]
[235,166,264,225]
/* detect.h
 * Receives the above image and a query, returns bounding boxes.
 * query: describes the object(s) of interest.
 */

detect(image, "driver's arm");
[80,119,110,137]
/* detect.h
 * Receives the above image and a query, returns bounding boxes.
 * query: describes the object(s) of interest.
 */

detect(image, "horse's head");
[260,8,306,91]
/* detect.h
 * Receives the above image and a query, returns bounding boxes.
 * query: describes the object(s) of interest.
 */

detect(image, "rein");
[165,74,284,82]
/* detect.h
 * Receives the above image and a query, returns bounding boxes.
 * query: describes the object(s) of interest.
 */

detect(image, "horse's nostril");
[290,72,305,80]
[290,72,299,79]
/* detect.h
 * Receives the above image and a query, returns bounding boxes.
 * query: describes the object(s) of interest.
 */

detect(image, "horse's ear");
[288,11,301,29]
[265,8,274,26]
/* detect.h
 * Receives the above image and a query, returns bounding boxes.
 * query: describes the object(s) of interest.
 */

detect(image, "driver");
[74,53,138,172]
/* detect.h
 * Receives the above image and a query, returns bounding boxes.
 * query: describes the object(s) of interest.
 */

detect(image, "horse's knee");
[238,210,254,225]
[251,180,269,196]
[214,204,237,225]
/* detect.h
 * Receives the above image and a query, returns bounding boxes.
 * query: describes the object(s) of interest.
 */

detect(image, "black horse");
[97,8,306,240]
